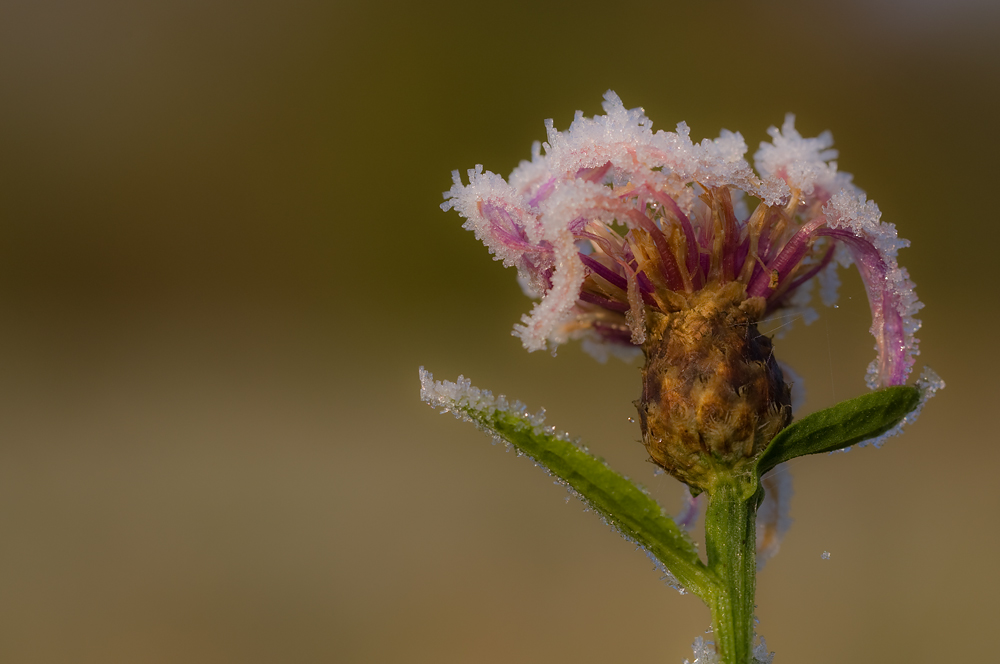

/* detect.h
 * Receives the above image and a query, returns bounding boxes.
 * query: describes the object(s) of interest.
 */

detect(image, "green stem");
[704,475,758,664]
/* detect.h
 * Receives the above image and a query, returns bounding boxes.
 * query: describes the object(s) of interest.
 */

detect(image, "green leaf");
[756,385,921,478]
[420,369,716,600]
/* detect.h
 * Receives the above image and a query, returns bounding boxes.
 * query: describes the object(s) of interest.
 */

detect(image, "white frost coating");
[419,366,548,431]
[508,140,553,200]
[513,179,618,351]
[659,122,767,199]
[823,190,923,388]
[443,91,924,373]
[640,546,686,594]
[509,90,775,209]
[754,113,856,202]
[755,470,793,569]
[512,229,584,351]
[441,166,542,267]
[858,366,944,449]
[536,91,657,178]
[419,367,686,592]
[684,636,720,664]
[684,635,774,664]
[752,636,776,664]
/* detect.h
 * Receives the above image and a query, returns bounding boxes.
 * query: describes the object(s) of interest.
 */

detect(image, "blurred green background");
[0,0,996,662]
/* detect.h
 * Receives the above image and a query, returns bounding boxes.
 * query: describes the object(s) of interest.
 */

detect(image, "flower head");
[442,91,921,389]
[442,92,924,488]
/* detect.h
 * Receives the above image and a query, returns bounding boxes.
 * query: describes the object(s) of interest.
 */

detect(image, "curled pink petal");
[821,191,922,388]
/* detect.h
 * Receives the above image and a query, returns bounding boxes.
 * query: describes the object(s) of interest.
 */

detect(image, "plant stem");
[704,475,758,664]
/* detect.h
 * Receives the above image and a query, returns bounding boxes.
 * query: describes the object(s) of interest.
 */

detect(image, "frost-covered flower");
[442,91,925,489]
[443,91,920,386]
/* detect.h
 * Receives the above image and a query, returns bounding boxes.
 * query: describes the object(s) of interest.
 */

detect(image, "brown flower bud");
[636,282,792,490]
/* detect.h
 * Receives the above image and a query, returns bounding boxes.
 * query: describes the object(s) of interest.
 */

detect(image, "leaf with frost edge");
[755,366,942,479]
[419,367,716,599]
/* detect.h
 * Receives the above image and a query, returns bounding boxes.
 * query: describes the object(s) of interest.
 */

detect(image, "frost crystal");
[753,113,853,200]
[822,190,923,388]
[684,634,775,664]
[443,91,925,390]
[419,367,562,440]
[857,366,944,448]
[419,367,686,592]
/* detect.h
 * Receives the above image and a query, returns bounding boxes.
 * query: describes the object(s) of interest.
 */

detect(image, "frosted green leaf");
[755,385,921,478]
[420,367,715,599]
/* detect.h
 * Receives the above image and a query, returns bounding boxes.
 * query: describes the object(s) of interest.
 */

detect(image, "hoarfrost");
[442,91,926,383]
[684,634,774,664]
[823,190,922,388]
[419,367,686,593]
[857,366,944,448]
[754,113,855,202]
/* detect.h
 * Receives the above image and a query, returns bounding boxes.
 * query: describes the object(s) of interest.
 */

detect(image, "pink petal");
[821,191,922,388]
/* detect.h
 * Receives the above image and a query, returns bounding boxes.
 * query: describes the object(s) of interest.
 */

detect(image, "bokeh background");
[0,0,996,662]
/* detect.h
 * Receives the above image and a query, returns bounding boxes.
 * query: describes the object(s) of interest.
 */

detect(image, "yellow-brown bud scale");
[636,282,792,490]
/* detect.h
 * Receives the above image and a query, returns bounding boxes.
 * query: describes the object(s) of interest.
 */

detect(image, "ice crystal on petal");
[540,91,656,178]
[857,366,944,448]
[754,113,855,201]
[508,140,553,201]
[823,190,922,388]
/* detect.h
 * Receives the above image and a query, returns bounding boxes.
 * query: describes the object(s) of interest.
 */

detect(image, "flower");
[443,91,920,387]
[442,91,925,489]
